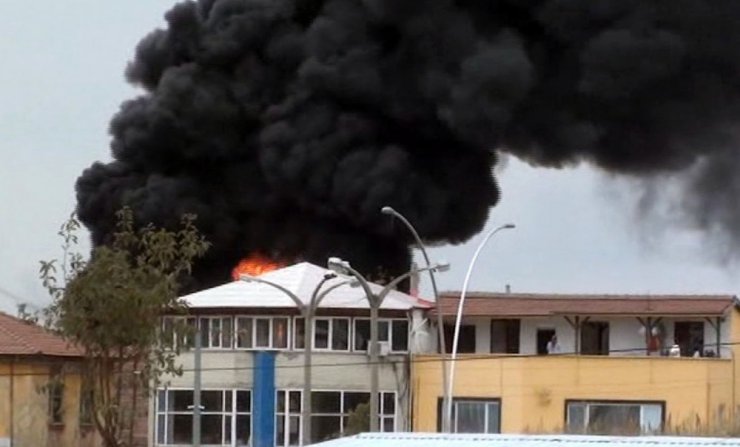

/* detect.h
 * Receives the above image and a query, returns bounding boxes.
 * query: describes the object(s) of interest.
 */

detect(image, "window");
[443,324,476,353]
[156,389,251,445]
[276,390,302,447]
[536,329,555,355]
[79,385,93,426]
[311,391,396,442]
[295,318,350,351]
[448,399,500,434]
[490,319,520,354]
[161,316,197,350]
[353,319,409,352]
[581,321,609,355]
[48,375,64,425]
[566,401,663,435]
[235,317,290,350]
[199,317,233,349]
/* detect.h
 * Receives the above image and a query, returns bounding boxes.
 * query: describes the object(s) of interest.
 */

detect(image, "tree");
[40,207,209,447]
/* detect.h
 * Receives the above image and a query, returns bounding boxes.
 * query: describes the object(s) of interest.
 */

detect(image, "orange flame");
[231,254,283,280]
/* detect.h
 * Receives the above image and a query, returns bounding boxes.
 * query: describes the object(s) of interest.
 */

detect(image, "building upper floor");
[432,292,740,358]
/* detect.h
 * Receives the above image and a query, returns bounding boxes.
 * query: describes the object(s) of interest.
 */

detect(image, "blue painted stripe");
[253,351,277,447]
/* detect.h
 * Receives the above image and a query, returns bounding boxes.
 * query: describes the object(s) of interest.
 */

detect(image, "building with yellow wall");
[413,293,740,436]
[0,311,100,447]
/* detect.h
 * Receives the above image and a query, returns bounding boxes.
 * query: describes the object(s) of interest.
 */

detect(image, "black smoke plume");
[77,0,740,288]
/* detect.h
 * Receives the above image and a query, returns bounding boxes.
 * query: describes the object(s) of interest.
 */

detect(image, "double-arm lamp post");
[240,272,354,446]
[380,206,452,432]
[327,257,450,433]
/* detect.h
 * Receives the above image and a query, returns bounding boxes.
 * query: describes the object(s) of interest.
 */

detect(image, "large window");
[443,324,476,353]
[156,389,251,446]
[447,399,500,434]
[236,317,290,350]
[295,318,350,351]
[311,391,396,442]
[353,319,409,352]
[581,321,609,355]
[161,316,197,350]
[566,401,663,435]
[276,390,303,447]
[200,317,234,349]
[675,321,704,356]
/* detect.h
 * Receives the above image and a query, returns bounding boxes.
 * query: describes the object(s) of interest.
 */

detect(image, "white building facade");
[150,263,433,447]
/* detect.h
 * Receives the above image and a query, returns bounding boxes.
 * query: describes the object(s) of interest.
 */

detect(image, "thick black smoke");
[77,0,740,288]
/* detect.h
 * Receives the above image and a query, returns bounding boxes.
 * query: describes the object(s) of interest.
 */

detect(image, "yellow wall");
[413,354,736,433]
[0,358,99,447]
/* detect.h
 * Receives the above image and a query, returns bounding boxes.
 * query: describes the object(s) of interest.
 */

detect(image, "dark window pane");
[225,415,232,444]
[391,320,408,351]
[567,403,586,433]
[343,393,370,413]
[383,417,394,432]
[236,415,251,446]
[289,391,302,413]
[172,414,193,444]
[315,320,329,349]
[382,393,395,415]
[222,317,233,348]
[256,319,270,347]
[444,324,476,353]
[237,391,251,412]
[276,415,286,446]
[201,390,222,412]
[487,403,500,433]
[312,392,341,413]
[277,390,286,413]
[274,318,289,349]
[225,390,233,413]
[157,390,166,412]
[200,318,210,347]
[211,318,222,347]
[236,318,252,348]
[354,320,370,351]
[312,416,341,442]
[288,415,300,445]
[456,401,486,433]
[171,390,193,411]
[378,321,390,342]
[201,414,223,444]
[157,414,166,443]
[295,318,305,349]
[332,319,349,350]
[588,404,640,435]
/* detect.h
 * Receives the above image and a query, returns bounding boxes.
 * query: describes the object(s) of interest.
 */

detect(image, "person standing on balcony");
[547,334,561,354]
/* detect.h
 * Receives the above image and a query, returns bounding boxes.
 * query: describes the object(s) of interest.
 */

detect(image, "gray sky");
[1,2,738,314]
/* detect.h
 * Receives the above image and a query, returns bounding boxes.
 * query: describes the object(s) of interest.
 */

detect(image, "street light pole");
[444,223,515,432]
[240,273,350,446]
[380,206,451,432]
[327,258,449,433]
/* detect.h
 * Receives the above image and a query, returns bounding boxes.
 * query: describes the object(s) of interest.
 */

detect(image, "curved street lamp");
[444,223,515,432]
[240,273,353,446]
[380,205,452,432]
[327,257,449,432]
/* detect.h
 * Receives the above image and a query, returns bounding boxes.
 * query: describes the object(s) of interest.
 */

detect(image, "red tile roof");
[0,311,81,357]
[432,292,738,318]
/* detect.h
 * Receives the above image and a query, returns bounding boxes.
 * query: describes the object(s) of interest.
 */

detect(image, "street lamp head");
[327,257,350,275]
[239,274,256,282]
[380,206,395,215]
[434,261,451,273]
[323,273,337,280]
[503,223,515,229]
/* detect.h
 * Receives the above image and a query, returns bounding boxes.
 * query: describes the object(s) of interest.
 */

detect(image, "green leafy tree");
[39,208,209,447]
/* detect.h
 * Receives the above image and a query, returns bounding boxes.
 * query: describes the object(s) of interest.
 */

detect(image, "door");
[674,321,704,356]
[581,322,609,355]
[536,329,555,355]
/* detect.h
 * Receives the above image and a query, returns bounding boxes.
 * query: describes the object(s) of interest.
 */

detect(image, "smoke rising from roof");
[77,0,740,287]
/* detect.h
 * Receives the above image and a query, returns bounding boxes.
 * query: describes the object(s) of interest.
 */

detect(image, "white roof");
[180,262,430,311]
[310,433,740,447]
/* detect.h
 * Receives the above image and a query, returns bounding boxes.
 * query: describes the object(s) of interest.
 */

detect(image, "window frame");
[275,388,303,447]
[47,374,65,426]
[234,316,292,351]
[310,390,397,440]
[198,316,234,350]
[155,387,252,446]
[293,317,352,352]
[352,318,410,353]
[435,397,501,434]
[564,399,665,435]
[161,316,197,350]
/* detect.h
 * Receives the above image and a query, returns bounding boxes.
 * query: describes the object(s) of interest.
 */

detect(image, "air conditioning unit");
[366,341,391,358]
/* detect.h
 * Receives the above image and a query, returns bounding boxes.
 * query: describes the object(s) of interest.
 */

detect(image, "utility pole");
[192,326,202,447]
